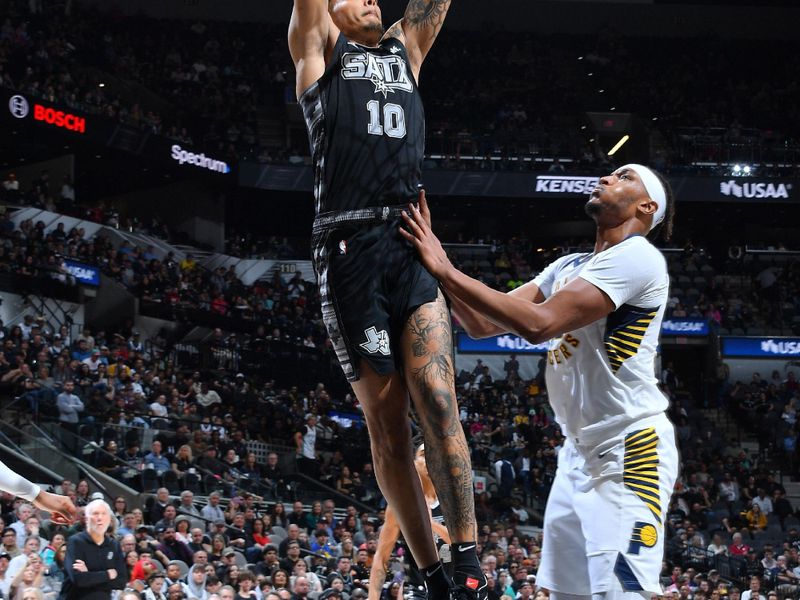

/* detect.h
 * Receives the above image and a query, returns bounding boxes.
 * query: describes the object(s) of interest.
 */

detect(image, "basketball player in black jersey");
[288,2,485,600]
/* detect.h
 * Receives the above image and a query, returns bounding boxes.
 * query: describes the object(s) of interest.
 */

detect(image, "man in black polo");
[279,541,301,572]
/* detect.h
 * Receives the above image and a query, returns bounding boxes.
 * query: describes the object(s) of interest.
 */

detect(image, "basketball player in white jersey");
[0,459,76,524]
[400,165,679,600]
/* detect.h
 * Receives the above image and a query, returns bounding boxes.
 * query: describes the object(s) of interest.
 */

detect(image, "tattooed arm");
[382,0,453,81]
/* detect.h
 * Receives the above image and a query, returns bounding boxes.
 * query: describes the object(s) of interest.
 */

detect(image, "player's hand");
[34,490,77,525]
[399,198,452,280]
[417,187,432,229]
[73,560,88,572]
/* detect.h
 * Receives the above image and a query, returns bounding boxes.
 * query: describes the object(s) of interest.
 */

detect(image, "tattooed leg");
[402,290,476,541]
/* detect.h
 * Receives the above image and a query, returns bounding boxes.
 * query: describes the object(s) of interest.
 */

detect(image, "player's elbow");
[519,324,549,345]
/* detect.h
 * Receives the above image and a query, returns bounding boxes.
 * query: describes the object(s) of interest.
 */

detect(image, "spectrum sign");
[8,94,86,134]
[170,144,230,174]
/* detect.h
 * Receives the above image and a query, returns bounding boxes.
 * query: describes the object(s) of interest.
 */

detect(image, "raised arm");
[368,506,401,600]
[288,0,340,98]
[383,0,453,80]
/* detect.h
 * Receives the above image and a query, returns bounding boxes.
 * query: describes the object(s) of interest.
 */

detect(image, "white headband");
[620,164,667,232]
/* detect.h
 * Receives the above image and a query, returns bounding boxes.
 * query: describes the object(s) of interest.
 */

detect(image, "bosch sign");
[170,144,230,174]
[34,104,86,133]
[8,94,86,134]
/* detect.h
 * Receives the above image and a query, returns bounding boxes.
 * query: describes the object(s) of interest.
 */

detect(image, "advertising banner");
[722,337,800,357]
[3,88,233,176]
[661,319,709,336]
[63,260,101,286]
[239,163,798,203]
[457,332,550,354]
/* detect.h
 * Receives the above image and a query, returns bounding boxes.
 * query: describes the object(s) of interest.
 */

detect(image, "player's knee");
[419,385,458,422]
[368,422,412,463]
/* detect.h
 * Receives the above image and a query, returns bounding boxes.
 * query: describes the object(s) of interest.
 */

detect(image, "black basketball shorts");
[311,205,440,382]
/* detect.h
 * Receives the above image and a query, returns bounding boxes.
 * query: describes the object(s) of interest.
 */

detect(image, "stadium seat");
[171,560,190,578]
[141,468,160,493]
[163,470,181,494]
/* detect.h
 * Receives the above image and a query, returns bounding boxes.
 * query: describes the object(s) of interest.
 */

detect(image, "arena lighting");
[607,134,630,156]
[731,164,754,177]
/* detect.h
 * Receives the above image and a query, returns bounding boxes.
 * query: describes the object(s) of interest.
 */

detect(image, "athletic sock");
[451,541,484,588]
[421,561,451,599]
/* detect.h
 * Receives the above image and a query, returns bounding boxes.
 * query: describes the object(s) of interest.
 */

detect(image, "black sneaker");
[451,573,488,600]
[407,584,429,600]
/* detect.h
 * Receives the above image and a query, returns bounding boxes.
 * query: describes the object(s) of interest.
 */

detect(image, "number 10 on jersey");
[367,100,407,139]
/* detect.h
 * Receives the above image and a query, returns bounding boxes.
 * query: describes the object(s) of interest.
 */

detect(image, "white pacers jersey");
[533,235,669,445]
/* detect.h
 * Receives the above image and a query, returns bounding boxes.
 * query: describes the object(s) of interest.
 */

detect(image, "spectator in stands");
[729,532,751,556]
[197,383,223,410]
[8,505,32,548]
[278,542,300,572]
[144,442,171,476]
[752,489,774,516]
[56,381,84,449]
[288,504,313,534]
[291,576,312,600]
[155,506,179,532]
[154,525,193,565]
[6,537,42,582]
[143,571,167,600]
[294,415,318,478]
[744,503,768,532]
[197,447,227,479]
[177,491,204,531]
[150,488,172,525]
[201,493,226,531]
[741,576,765,600]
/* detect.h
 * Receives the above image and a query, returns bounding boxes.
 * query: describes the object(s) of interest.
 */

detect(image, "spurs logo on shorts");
[360,326,390,356]
[627,521,658,555]
[623,427,662,523]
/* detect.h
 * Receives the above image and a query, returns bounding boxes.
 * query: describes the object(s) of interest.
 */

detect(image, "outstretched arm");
[400,197,615,343]
[404,190,545,339]
[288,0,340,98]
[0,459,76,524]
[449,280,546,339]
[368,507,402,600]
[383,0,453,80]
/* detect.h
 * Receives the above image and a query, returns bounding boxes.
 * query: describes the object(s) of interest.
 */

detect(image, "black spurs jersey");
[299,33,425,214]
